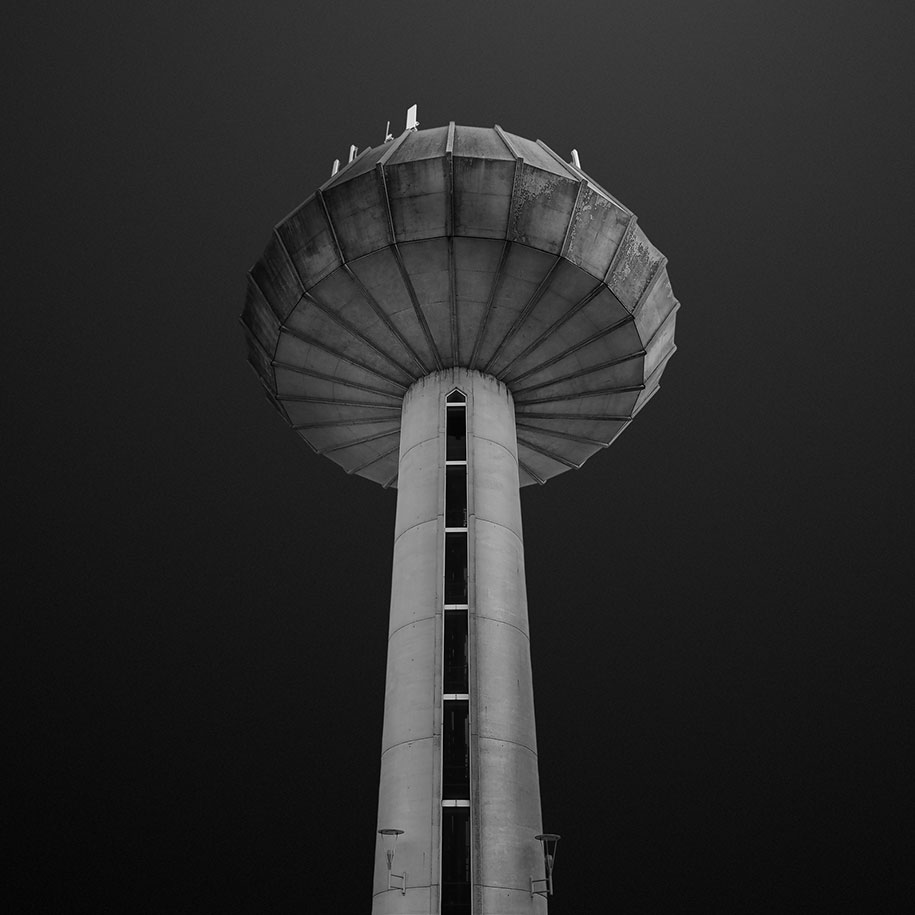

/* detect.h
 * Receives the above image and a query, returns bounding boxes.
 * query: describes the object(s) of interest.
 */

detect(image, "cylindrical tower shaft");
[373,369,546,915]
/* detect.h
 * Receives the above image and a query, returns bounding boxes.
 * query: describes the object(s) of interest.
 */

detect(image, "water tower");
[241,110,679,914]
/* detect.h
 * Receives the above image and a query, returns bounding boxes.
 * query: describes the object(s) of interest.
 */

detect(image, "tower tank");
[242,120,679,913]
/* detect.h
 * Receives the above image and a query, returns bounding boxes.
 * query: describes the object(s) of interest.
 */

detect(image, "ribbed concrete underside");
[242,124,679,487]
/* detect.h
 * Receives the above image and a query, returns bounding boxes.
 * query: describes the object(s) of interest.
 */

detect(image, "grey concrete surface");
[373,370,546,914]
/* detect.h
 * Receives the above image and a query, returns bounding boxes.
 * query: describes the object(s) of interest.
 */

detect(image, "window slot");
[445,465,467,529]
[442,700,469,799]
[441,806,471,913]
[443,610,469,694]
[446,407,466,461]
[444,533,468,605]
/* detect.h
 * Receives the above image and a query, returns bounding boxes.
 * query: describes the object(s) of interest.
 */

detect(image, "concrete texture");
[241,124,679,488]
[373,370,546,914]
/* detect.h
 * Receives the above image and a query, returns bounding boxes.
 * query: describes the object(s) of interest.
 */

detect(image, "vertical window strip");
[442,390,471,914]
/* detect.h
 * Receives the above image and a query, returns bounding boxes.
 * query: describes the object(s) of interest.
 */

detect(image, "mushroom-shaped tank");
[242,123,679,487]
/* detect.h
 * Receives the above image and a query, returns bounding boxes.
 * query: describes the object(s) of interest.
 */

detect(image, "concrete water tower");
[241,112,679,914]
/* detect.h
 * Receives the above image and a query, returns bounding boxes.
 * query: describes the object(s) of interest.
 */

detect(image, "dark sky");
[7,1,912,911]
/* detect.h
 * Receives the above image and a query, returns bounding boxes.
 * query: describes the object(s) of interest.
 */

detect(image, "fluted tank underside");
[242,123,679,487]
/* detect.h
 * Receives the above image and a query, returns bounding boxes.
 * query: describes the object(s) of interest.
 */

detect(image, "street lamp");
[377,828,406,895]
[531,833,561,898]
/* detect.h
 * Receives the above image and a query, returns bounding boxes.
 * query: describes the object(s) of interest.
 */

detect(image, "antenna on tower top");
[348,144,358,164]
[384,120,393,142]
[570,149,581,169]
[405,104,419,131]
[330,158,340,176]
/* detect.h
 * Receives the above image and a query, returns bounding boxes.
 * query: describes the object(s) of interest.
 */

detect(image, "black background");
[6,1,912,911]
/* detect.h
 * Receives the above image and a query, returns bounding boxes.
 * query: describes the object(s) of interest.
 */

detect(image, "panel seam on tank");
[377,130,411,167]
[514,382,644,406]
[289,413,400,427]
[503,314,636,385]
[633,350,677,418]
[282,398,400,412]
[603,213,639,289]
[269,229,306,322]
[514,409,632,422]
[512,349,646,397]
[631,256,669,323]
[481,178,588,376]
[316,188,429,375]
[376,161,445,371]
[643,300,681,351]
[516,436,582,470]
[517,459,545,485]
[515,421,608,448]
[536,138,633,212]
[495,281,606,381]
[492,124,523,159]
[317,144,373,192]
[318,427,399,455]
[272,364,403,401]
[468,240,511,371]
[348,444,401,477]
[531,138,582,182]
[480,255,561,375]
[644,342,678,387]
[301,288,417,381]
[446,121,458,366]
[344,261,430,376]
[277,324,408,390]
[247,271,296,339]
[242,327,279,394]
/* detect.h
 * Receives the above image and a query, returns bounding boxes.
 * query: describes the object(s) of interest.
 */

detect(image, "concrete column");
[373,369,546,915]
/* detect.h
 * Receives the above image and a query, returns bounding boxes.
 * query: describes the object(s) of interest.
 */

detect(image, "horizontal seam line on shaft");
[388,614,437,641]
[471,433,517,464]
[475,734,538,756]
[380,735,434,759]
[473,516,523,548]
[397,432,438,465]
[371,881,542,898]
[473,615,530,640]
[372,883,436,897]
[393,516,438,546]
[479,882,546,892]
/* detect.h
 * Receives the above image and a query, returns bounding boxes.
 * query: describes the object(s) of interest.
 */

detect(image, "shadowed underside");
[241,123,679,487]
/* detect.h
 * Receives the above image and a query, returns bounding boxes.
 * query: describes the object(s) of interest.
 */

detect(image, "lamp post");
[377,828,406,895]
[531,834,561,898]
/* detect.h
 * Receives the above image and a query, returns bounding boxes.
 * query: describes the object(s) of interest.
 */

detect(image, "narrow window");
[443,388,471,913]
[446,407,466,461]
[442,700,470,798]
[445,465,467,529]
[444,533,468,605]
[443,610,468,694]
[441,806,471,912]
